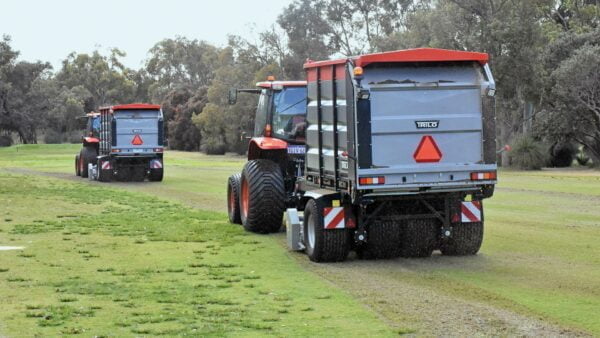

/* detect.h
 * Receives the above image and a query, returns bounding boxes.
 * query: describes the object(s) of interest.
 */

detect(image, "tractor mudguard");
[247,137,288,161]
[83,137,100,144]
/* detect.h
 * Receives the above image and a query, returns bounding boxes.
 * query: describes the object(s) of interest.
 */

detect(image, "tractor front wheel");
[75,155,81,176]
[240,160,285,234]
[227,173,242,225]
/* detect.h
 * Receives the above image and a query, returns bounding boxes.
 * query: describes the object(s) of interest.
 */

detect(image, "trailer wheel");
[131,167,145,182]
[303,199,349,262]
[80,147,96,178]
[399,218,438,258]
[440,222,484,256]
[357,219,401,259]
[227,173,242,225]
[240,160,285,233]
[149,169,163,182]
[75,155,81,176]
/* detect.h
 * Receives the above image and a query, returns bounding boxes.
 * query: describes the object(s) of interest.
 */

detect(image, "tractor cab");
[229,78,307,145]
[253,80,307,144]
[86,113,101,139]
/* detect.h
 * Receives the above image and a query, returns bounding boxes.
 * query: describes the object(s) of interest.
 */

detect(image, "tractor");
[75,103,165,182]
[226,78,307,233]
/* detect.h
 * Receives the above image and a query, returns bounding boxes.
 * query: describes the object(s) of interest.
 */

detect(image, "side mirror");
[228,88,238,105]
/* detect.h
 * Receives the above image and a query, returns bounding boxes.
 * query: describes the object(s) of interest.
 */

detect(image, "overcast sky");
[0,0,292,70]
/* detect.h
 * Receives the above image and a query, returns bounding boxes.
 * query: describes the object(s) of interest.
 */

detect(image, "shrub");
[548,142,576,167]
[0,135,13,147]
[43,130,63,144]
[576,146,591,166]
[510,135,546,170]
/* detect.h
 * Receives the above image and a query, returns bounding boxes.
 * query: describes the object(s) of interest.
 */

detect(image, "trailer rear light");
[470,171,497,180]
[153,148,164,153]
[359,176,385,185]
[111,149,121,153]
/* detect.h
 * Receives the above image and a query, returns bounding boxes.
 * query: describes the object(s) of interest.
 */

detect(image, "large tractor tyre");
[399,218,438,258]
[440,222,484,256]
[240,160,285,233]
[149,168,163,182]
[357,220,402,260]
[79,147,97,178]
[75,155,81,176]
[303,199,350,263]
[227,173,242,225]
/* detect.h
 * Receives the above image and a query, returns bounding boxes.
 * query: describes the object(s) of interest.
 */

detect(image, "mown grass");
[2,144,599,335]
[0,171,393,336]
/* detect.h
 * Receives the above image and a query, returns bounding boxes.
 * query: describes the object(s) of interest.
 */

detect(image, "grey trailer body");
[304,61,496,195]
[85,103,164,182]
[291,48,499,262]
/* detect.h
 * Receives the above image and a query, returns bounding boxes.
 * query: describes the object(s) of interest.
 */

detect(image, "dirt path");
[296,255,583,337]
[6,168,589,337]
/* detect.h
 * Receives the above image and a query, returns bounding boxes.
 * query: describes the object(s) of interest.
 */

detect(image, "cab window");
[272,87,307,141]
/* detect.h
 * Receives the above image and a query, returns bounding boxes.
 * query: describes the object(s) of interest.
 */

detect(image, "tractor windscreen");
[272,87,307,141]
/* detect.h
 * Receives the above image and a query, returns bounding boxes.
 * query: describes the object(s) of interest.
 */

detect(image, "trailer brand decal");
[150,159,163,169]
[413,135,442,163]
[415,120,439,129]
[461,201,482,223]
[101,161,112,170]
[323,207,345,229]
[131,134,144,145]
[287,145,306,154]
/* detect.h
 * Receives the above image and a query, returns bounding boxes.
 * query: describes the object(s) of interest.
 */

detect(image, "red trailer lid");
[304,48,489,69]
[111,103,161,111]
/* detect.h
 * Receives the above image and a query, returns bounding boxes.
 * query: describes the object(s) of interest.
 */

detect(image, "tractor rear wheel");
[80,147,97,178]
[399,218,438,258]
[357,219,401,260]
[440,222,484,256]
[303,198,349,262]
[240,159,285,233]
[227,173,242,225]
[75,155,81,176]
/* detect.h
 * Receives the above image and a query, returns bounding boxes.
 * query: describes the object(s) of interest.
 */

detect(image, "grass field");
[1,144,599,336]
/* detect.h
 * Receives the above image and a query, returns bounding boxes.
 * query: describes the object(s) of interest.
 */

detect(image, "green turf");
[0,173,393,336]
[1,144,599,335]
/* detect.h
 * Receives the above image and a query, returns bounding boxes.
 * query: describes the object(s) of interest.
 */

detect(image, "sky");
[0,0,292,70]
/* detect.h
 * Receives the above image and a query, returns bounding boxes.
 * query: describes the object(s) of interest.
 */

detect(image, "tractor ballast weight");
[286,48,498,262]
[74,103,165,182]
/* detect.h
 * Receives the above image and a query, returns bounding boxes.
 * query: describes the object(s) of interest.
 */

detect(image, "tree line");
[1,0,599,167]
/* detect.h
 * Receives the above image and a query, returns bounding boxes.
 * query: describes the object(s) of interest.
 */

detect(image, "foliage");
[1,1,600,160]
[576,147,591,166]
[548,142,577,167]
[510,135,547,170]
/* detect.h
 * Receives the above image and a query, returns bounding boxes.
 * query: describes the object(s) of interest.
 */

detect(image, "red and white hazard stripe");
[461,201,482,223]
[150,159,163,169]
[323,207,345,229]
[101,161,112,170]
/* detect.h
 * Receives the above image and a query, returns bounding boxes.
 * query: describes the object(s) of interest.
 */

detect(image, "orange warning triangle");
[413,135,442,163]
[131,134,144,145]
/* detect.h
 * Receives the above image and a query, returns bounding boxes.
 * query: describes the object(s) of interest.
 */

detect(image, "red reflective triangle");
[131,134,144,145]
[413,135,442,163]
